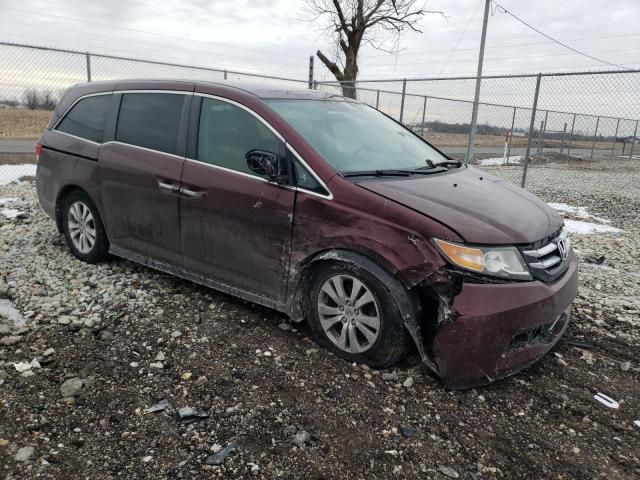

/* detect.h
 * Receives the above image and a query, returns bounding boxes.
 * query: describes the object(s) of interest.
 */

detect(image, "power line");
[359,33,640,59]
[1,7,306,60]
[491,1,632,71]
[439,0,483,74]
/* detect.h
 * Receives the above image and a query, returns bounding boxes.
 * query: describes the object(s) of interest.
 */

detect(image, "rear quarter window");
[116,93,186,155]
[56,94,110,143]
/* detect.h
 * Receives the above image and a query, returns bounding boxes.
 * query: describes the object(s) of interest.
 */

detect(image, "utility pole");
[465,0,491,163]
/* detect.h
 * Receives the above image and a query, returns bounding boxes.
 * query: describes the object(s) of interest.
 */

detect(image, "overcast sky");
[1,0,639,81]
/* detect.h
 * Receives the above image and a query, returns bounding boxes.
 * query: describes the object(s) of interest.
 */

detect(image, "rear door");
[179,95,295,302]
[98,91,191,265]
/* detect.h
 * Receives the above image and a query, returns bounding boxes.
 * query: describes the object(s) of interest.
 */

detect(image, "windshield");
[265,99,448,173]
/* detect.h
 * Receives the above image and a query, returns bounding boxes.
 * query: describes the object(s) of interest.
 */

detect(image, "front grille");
[520,228,571,283]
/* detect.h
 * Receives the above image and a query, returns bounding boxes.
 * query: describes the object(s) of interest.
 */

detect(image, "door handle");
[180,187,206,198]
[157,180,180,193]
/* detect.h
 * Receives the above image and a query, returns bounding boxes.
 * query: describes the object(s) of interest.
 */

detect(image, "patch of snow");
[0,164,37,186]
[0,197,18,206]
[0,299,25,327]
[564,219,622,235]
[1,208,23,219]
[548,203,610,224]
[478,155,521,166]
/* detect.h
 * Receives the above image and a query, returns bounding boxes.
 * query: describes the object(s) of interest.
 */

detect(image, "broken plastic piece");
[593,392,619,409]
[585,255,605,265]
[205,441,237,465]
[144,399,171,414]
[564,338,593,349]
[177,406,209,424]
[634,420,640,428]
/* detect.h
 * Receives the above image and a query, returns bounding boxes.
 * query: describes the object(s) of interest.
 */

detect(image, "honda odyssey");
[35,79,578,389]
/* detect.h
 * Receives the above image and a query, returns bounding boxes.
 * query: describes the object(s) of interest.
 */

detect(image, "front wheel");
[61,190,110,264]
[306,262,412,368]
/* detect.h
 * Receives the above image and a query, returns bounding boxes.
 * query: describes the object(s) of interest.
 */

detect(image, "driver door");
[179,96,295,302]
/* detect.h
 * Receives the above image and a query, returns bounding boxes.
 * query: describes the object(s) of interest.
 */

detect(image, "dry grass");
[0,108,52,139]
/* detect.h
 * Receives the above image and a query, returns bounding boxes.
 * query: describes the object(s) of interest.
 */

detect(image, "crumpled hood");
[356,166,563,244]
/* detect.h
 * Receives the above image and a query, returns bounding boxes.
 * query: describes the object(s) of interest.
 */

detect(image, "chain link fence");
[2,41,639,205]
[0,41,308,186]
[317,70,640,203]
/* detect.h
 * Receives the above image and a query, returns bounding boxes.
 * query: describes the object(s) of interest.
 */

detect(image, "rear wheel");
[306,262,411,368]
[61,190,109,264]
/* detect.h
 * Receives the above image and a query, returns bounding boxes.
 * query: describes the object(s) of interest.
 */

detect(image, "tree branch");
[316,49,345,81]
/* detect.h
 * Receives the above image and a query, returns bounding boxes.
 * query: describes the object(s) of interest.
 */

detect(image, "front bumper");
[431,253,578,390]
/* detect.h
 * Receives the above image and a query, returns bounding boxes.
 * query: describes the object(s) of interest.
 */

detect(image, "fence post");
[560,122,567,154]
[630,120,639,160]
[85,52,92,82]
[506,106,516,161]
[610,118,620,161]
[521,73,542,189]
[399,79,407,123]
[375,90,380,109]
[590,115,600,159]
[537,110,548,158]
[308,56,314,89]
[224,70,228,80]
[421,96,428,137]
[567,113,576,157]
[536,120,545,157]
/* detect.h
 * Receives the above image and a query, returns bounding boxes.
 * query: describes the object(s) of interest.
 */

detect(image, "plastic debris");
[205,441,237,465]
[593,392,619,409]
[144,399,171,414]
[564,338,593,349]
[438,464,460,479]
[585,255,606,265]
[634,420,640,429]
[177,406,209,424]
[399,425,416,438]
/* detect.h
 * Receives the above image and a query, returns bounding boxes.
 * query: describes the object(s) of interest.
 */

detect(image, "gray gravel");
[0,179,639,479]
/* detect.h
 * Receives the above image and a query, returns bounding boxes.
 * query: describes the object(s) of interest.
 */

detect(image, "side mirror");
[246,150,279,179]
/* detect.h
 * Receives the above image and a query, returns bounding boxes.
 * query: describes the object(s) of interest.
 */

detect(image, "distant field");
[0,108,52,139]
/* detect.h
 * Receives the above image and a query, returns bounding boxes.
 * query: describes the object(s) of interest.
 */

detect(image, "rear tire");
[61,190,109,264]
[306,261,412,368]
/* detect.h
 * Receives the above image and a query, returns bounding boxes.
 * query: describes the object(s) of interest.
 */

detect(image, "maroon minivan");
[35,79,578,389]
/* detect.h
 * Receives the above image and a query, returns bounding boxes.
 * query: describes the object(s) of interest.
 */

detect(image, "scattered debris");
[585,255,606,265]
[14,446,34,462]
[593,392,619,409]
[564,338,593,349]
[437,464,460,479]
[403,376,414,388]
[382,371,399,381]
[142,455,153,463]
[60,377,85,398]
[399,425,416,438]
[292,430,311,447]
[180,372,192,381]
[177,406,209,424]
[144,399,171,414]
[634,420,640,429]
[580,351,595,365]
[194,375,207,386]
[205,441,237,465]
[620,361,631,372]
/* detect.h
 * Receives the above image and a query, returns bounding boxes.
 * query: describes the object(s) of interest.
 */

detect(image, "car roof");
[67,78,350,101]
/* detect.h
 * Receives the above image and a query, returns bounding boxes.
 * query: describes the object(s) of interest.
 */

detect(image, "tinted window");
[57,95,110,142]
[116,93,186,155]
[197,98,281,177]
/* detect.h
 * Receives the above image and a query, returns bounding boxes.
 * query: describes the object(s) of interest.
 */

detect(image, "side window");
[56,95,110,143]
[197,98,282,177]
[294,161,327,195]
[116,93,186,155]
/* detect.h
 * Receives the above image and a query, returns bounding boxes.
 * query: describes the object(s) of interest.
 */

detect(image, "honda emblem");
[557,238,569,261]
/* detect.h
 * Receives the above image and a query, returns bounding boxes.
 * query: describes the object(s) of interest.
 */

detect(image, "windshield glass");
[265,99,448,173]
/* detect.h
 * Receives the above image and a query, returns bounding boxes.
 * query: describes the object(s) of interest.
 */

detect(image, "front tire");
[306,261,412,368]
[61,190,109,264]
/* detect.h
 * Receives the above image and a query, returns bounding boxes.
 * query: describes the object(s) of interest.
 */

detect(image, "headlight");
[434,239,532,281]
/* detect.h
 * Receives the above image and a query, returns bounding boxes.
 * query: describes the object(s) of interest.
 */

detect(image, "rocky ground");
[0,179,639,480]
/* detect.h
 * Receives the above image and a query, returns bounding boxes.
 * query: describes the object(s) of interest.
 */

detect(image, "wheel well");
[54,185,85,232]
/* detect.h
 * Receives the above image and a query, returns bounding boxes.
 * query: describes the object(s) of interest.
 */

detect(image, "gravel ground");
[1,179,639,480]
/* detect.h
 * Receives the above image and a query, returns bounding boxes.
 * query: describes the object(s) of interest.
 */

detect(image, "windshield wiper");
[342,169,412,177]
[433,160,463,168]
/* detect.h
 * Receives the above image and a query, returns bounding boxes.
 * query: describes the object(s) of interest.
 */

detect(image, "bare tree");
[308,0,443,98]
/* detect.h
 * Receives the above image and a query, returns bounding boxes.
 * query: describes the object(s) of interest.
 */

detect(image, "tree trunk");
[316,49,358,99]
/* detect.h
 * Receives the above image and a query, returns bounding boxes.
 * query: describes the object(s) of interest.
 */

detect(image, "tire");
[61,190,110,264]
[306,261,412,368]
